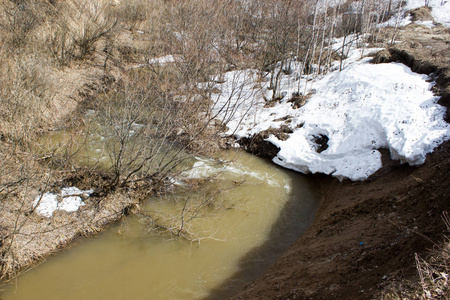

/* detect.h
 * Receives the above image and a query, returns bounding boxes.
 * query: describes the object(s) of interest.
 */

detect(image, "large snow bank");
[211,57,449,181]
[206,1,450,181]
[33,187,93,218]
[269,60,449,180]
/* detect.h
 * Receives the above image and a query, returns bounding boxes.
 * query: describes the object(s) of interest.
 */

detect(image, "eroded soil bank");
[233,142,450,299]
[231,25,450,300]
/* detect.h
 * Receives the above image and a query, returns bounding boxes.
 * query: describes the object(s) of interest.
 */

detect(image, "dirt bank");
[233,142,450,299]
[232,25,450,299]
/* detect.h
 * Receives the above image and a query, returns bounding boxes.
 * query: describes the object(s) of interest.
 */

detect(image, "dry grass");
[0,0,196,280]
[0,54,55,145]
[0,0,116,146]
[0,0,126,280]
[0,141,143,280]
[380,213,450,300]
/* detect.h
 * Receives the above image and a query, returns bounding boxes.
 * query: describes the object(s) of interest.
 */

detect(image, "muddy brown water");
[1,150,318,300]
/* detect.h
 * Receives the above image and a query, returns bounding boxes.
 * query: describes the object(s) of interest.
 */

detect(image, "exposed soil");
[238,129,282,159]
[231,25,450,299]
[233,142,450,299]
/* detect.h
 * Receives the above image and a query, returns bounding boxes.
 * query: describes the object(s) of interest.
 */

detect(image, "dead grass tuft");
[407,6,433,22]
[0,54,56,146]
[380,213,450,300]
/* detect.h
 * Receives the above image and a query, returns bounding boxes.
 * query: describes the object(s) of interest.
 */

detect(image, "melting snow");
[210,36,450,181]
[147,55,179,65]
[33,187,94,218]
[379,0,450,28]
[269,60,449,181]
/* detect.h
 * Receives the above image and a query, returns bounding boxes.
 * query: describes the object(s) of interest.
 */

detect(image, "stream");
[1,150,318,300]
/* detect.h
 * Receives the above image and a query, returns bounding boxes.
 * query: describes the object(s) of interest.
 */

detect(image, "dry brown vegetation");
[0,0,127,281]
[381,214,450,299]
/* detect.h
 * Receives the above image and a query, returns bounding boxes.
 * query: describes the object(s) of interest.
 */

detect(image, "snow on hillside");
[380,0,450,28]
[404,0,450,27]
[210,43,450,181]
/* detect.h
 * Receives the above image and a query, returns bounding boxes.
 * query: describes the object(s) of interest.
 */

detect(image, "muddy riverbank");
[232,141,450,299]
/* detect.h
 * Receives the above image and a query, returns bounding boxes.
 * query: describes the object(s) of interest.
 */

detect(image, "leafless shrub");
[0,54,57,146]
[140,183,226,242]
[111,0,147,31]
[139,168,247,243]
[45,0,119,64]
[1,0,430,283]
[73,3,118,59]
[94,74,178,187]
[0,0,45,50]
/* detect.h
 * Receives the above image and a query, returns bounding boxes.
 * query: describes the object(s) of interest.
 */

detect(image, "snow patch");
[147,55,179,65]
[379,0,450,28]
[204,2,450,181]
[34,187,93,218]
